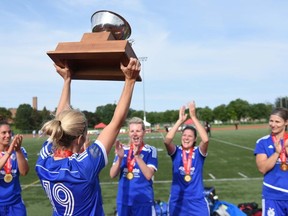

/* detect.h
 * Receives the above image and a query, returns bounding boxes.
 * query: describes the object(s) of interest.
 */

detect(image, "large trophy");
[47,10,141,81]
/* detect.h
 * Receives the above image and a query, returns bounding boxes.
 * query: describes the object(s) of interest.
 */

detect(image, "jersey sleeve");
[146,145,158,171]
[254,135,270,155]
[38,139,53,160]
[20,147,28,160]
[78,140,108,182]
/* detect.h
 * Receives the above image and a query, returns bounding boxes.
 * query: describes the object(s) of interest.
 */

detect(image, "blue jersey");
[0,148,28,206]
[35,139,108,216]
[170,145,206,199]
[168,145,209,216]
[113,144,158,206]
[254,134,288,200]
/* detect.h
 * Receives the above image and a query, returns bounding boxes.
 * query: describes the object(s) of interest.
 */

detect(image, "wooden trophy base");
[47,32,141,81]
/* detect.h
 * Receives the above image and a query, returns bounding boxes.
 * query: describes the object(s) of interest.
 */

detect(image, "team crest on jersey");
[10,154,16,160]
[267,207,275,216]
[178,166,195,176]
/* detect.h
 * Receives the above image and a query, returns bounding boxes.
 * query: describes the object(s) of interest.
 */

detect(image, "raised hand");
[178,106,188,123]
[54,62,72,81]
[188,101,196,118]
[120,58,141,80]
[9,134,23,152]
[115,140,124,159]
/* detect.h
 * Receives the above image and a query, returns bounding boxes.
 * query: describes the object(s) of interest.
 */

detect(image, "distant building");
[9,108,17,118]
[7,96,38,123]
[33,96,38,110]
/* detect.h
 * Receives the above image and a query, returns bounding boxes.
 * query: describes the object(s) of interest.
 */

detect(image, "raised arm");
[98,58,141,155]
[188,101,209,155]
[164,106,187,155]
[13,135,29,176]
[109,140,124,178]
[54,62,72,116]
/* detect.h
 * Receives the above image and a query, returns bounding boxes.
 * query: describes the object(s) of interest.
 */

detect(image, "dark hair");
[0,120,9,127]
[271,107,288,121]
[182,125,197,136]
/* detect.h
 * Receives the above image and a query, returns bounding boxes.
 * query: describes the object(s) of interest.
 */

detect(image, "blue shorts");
[117,203,155,216]
[169,196,210,216]
[0,200,27,216]
[262,198,288,216]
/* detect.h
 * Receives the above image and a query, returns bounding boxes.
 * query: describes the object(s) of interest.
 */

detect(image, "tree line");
[0,96,287,134]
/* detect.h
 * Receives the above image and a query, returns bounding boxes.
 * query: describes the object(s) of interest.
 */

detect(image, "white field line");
[238,172,248,178]
[211,138,254,151]
[209,173,216,179]
[21,179,40,190]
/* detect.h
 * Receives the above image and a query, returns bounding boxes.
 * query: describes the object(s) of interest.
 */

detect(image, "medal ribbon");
[272,133,288,163]
[0,152,12,174]
[54,149,73,158]
[127,144,144,172]
[182,147,194,175]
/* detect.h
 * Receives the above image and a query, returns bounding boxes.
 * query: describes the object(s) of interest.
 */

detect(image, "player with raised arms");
[35,58,140,216]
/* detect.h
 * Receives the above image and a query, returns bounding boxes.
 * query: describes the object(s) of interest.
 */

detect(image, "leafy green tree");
[249,103,273,120]
[14,104,34,131]
[82,110,100,129]
[0,107,12,121]
[213,104,228,122]
[31,109,42,129]
[40,107,53,124]
[95,104,116,124]
[227,99,250,121]
[162,110,178,124]
[197,106,214,122]
[130,110,144,119]
[146,112,157,125]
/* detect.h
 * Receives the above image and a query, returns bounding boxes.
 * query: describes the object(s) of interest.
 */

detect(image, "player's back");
[36,141,107,216]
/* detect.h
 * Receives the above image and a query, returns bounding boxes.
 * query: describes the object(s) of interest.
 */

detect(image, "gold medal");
[184,175,191,182]
[4,174,13,183]
[126,172,134,180]
[281,163,288,171]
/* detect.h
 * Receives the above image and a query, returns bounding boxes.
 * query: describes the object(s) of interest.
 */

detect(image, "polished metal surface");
[91,10,131,40]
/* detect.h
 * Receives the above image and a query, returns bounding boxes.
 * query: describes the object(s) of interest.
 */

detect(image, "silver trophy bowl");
[91,10,131,40]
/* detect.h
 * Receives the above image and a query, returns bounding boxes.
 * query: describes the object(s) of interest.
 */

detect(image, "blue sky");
[1,0,287,112]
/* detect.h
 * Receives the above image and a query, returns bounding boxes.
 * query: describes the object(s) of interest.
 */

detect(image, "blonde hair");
[41,109,87,148]
[128,117,145,131]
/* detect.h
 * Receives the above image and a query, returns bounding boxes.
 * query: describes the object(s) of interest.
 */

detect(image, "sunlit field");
[20,124,269,216]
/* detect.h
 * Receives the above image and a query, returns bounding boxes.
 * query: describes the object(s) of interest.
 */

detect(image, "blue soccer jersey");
[170,145,206,198]
[0,147,28,206]
[168,145,209,216]
[254,134,288,200]
[113,144,158,206]
[35,139,108,216]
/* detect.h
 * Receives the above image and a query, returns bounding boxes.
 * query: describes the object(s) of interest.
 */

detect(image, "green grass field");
[20,124,269,216]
